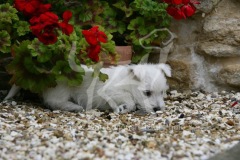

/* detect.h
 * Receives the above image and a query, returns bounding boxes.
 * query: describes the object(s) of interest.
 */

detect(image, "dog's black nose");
[153,107,161,112]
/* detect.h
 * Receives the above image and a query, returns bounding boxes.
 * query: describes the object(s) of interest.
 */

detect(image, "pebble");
[0,90,239,159]
[11,101,17,106]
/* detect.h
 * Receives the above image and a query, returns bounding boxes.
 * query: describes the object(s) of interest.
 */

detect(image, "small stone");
[226,120,235,126]
[11,101,17,106]
[165,119,170,126]
[219,110,223,116]
[53,130,64,138]
[197,93,205,99]
[146,141,157,149]
[170,90,178,95]
[179,113,185,118]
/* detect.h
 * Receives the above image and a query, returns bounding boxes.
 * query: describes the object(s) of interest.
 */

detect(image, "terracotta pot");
[101,46,132,67]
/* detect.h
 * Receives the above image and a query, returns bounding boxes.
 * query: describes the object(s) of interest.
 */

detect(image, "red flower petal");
[62,10,72,23]
[14,0,41,16]
[38,32,58,45]
[38,3,52,13]
[82,30,98,46]
[172,0,182,5]
[87,45,101,62]
[58,22,74,35]
[82,26,108,45]
[29,16,40,25]
[30,24,44,36]
[89,26,99,32]
[39,12,59,25]
[97,31,107,43]
[182,0,190,4]
[181,4,196,17]
[167,6,186,20]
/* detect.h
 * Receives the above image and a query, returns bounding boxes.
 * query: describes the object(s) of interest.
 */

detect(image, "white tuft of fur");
[158,63,171,77]
[4,84,20,100]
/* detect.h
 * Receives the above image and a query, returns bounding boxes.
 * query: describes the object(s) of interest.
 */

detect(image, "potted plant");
[70,0,199,63]
[0,0,199,94]
[0,0,116,93]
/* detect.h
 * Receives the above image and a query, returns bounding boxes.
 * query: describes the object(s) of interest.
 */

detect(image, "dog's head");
[129,63,171,113]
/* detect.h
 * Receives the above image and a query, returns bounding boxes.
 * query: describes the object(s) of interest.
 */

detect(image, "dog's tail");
[4,84,20,100]
[158,64,171,77]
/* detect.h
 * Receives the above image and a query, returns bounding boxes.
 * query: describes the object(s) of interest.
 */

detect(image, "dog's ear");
[129,68,141,81]
[158,64,171,77]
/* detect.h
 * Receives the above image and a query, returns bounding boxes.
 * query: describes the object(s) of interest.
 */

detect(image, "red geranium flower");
[37,3,52,15]
[14,0,41,16]
[164,0,200,20]
[38,32,58,45]
[82,26,107,46]
[30,12,59,44]
[166,6,186,20]
[181,4,196,17]
[172,0,183,5]
[87,45,101,62]
[39,12,59,26]
[58,10,74,35]
[30,12,59,33]
[182,0,190,4]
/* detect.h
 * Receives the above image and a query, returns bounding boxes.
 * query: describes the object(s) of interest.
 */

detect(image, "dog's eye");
[143,90,152,97]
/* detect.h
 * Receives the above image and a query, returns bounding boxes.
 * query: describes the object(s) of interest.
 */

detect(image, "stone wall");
[149,0,240,92]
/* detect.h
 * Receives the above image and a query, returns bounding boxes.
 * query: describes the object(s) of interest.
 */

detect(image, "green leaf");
[13,21,30,36]
[116,22,126,35]
[99,72,108,82]
[52,61,85,86]
[23,57,39,74]
[113,1,133,17]
[28,39,41,57]
[79,11,93,22]
[6,40,57,93]
[0,30,11,53]
[103,7,117,18]
[127,17,145,31]
[0,3,19,24]
[52,61,68,75]
[133,0,169,17]
[28,39,53,63]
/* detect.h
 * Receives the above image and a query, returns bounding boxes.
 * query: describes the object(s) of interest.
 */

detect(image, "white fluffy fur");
[4,63,171,113]
[42,63,171,113]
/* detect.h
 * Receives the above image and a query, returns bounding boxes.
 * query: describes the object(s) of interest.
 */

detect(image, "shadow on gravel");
[208,143,240,160]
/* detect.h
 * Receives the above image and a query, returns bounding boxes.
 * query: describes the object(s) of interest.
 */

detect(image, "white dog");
[5,64,171,114]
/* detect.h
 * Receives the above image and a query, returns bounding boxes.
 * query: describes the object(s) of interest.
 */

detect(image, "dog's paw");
[115,104,133,114]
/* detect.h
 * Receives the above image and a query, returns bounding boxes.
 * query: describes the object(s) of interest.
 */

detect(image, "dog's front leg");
[115,94,136,114]
[4,84,21,100]
[116,103,136,114]
[98,89,136,113]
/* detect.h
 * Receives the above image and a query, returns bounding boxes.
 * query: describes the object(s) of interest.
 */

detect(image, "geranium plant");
[72,0,199,62]
[0,0,199,93]
[0,0,116,93]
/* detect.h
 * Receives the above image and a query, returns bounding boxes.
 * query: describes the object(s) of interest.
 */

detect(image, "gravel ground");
[0,90,240,160]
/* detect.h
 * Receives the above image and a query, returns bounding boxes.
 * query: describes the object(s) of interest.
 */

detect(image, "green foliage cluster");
[70,0,172,62]
[0,2,116,93]
[0,0,172,93]
[0,3,30,55]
